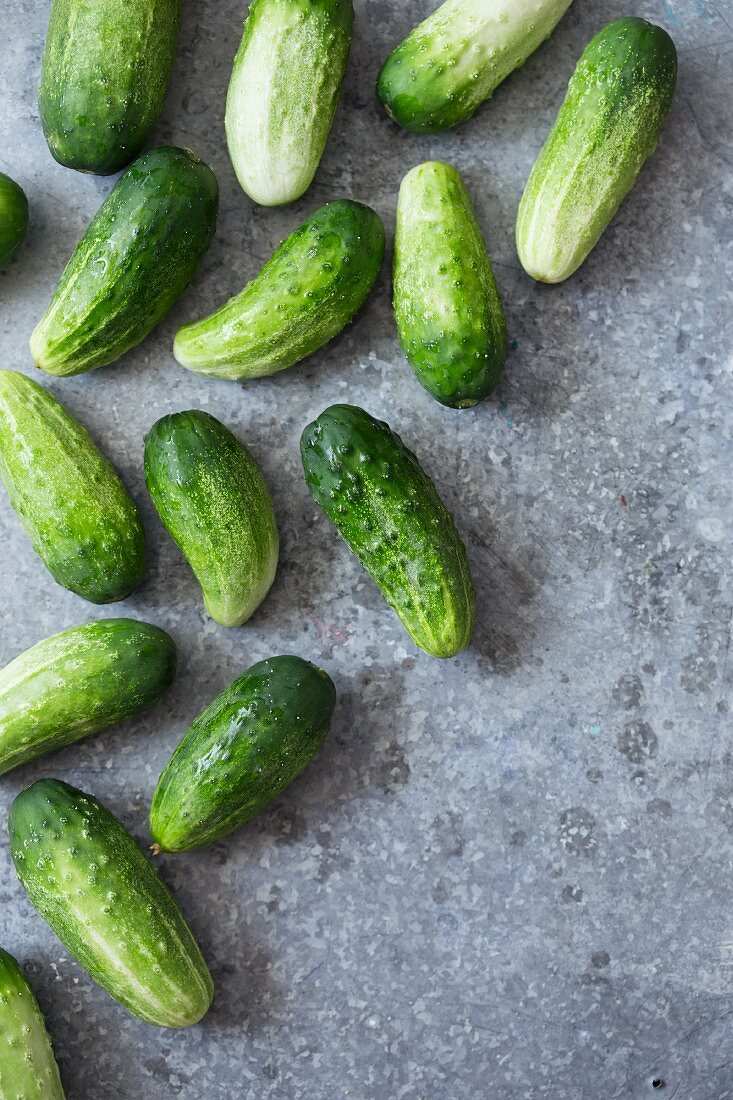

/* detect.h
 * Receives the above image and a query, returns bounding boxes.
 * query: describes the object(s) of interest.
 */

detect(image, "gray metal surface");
[1,1,731,1097]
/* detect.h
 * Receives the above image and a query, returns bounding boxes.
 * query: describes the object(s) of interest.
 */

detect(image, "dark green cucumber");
[0,172,28,267]
[150,655,336,851]
[516,18,677,283]
[144,411,279,627]
[0,619,176,775]
[0,371,145,603]
[9,780,213,1029]
[0,950,65,1099]
[39,0,181,175]
[394,161,506,408]
[30,147,219,376]
[226,0,354,205]
[301,404,474,658]
[173,200,385,380]
[377,0,574,134]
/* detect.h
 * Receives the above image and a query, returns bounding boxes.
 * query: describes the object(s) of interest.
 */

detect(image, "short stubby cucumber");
[377,0,575,133]
[173,200,384,381]
[0,172,28,267]
[301,405,475,658]
[31,147,219,376]
[150,655,336,851]
[144,411,279,627]
[394,161,506,408]
[9,780,213,1029]
[0,950,66,1100]
[516,18,677,283]
[39,0,181,174]
[0,371,145,603]
[0,619,176,775]
[226,0,354,205]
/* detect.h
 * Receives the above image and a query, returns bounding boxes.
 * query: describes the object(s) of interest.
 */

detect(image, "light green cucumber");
[0,172,29,267]
[0,619,176,775]
[377,0,574,133]
[0,371,145,603]
[9,780,213,1029]
[150,655,336,851]
[39,0,181,174]
[173,200,384,380]
[516,18,677,283]
[144,411,279,627]
[0,950,65,1100]
[394,161,506,408]
[226,0,354,205]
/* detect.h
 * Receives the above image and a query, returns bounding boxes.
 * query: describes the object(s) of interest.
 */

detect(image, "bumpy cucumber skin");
[394,161,506,409]
[173,200,385,380]
[39,0,181,175]
[144,411,279,627]
[30,147,219,376]
[301,405,474,658]
[150,656,336,851]
[516,18,677,283]
[0,950,66,1100]
[9,780,213,1029]
[377,0,574,134]
[0,371,145,604]
[0,619,176,776]
[0,172,29,267]
[226,0,354,206]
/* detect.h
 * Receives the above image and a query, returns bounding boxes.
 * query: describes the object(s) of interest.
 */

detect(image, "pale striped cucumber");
[377,0,574,133]
[9,780,213,1029]
[0,371,145,604]
[144,411,279,627]
[0,950,65,1099]
[394,161,506,408]
[516,18,677,283]
[226,0,354,206]
[0,619,176,775]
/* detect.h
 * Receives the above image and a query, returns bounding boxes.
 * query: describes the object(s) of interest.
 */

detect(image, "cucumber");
[301,404,474,658]
[377,0,574,134]
[226,0,354,206]
[30,147,219,377]
[0,172,28,267]
[173,200,384,381]
[0,370,145,604]
[9,780,213,1029]
[0,619,176,776]
[150,655,336,851]
[516,18,677,283]
[144,411,279,627]
[394,161,506,409]
[39,0,181,175]
[0,949,65,1100]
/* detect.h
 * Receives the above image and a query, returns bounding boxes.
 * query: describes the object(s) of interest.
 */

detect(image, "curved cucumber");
[0,172,28,267]
[9,780,213,1029]
[516,18,677,283]
[0,619,176,775]
[226,0,354,205]
[39,0,181,175]
[173,200,384,380]
[150,655,336,851]
[31,147,219,376]
[377,0,574,134]
[301,404,474,658]
[0,950,65,1099]
[0,371,145,604]
[394,161,506,408]
[144,411,279,627]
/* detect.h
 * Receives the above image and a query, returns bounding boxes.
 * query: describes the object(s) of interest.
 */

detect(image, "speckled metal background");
[1,1,731,1097]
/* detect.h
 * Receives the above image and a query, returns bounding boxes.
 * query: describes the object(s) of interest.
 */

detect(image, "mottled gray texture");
[0,1,731,1097]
